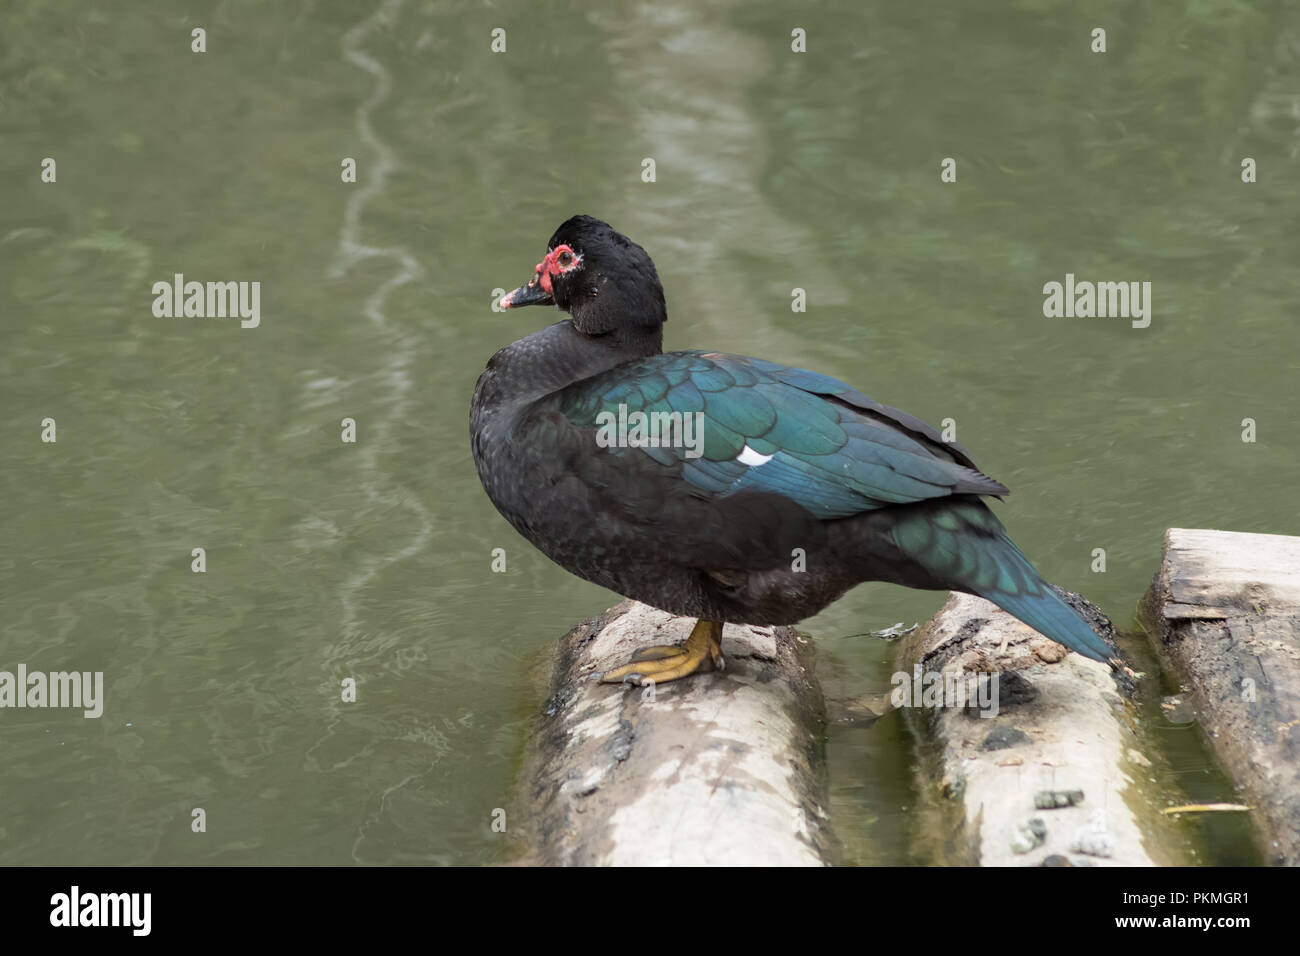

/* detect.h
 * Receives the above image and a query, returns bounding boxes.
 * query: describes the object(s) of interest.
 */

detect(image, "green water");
[1,0,1293,864]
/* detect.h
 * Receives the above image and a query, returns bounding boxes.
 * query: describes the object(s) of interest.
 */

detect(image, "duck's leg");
[599,619,724,685]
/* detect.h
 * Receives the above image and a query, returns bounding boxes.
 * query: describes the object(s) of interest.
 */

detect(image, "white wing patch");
[737,444,774,467]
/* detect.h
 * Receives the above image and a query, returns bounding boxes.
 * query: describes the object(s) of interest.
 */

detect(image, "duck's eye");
[556,250,575,269]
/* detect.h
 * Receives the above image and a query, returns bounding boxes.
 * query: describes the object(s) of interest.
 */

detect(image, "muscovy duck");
[471,215,1114,684]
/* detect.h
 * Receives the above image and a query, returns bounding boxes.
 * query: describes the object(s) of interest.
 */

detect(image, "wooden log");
[898,591,1188,866]
[512,600,834,866]
[1141,528,1300,865]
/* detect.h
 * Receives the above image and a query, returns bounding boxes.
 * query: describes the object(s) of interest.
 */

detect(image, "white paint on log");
[516,601,832,866]
[1143,527,1300,865]
[902,592,1184,866]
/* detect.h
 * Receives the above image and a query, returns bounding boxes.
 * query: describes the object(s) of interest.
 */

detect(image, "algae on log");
[514,600,834,866]
[1141,528,1300,866]
[899,591,1185,866]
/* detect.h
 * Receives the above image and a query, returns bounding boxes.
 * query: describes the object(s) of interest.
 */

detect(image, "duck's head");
[500,215,667,339]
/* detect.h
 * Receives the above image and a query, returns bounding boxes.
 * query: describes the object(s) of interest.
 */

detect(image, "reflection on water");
[1,0,1294,864]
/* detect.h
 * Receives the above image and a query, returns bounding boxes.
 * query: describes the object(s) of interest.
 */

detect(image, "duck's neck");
[475,320,662,412]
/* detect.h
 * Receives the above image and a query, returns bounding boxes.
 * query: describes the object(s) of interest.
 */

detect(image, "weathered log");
[1141,528,1300,866]
[513,600,834,866]
[898,591,1187,866]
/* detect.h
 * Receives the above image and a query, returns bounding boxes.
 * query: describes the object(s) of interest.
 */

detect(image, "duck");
[470,215,1114,684]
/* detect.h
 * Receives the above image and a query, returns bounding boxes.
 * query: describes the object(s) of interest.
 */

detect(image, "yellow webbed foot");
[599,619,724,685]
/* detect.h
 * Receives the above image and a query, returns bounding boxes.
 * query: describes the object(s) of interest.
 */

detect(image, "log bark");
[899,590,1187,866]
[1141,528,1300,866]
[513,600,834,865]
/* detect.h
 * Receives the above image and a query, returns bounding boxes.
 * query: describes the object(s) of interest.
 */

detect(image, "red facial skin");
[533,243,581,295]
[501,244,582,308]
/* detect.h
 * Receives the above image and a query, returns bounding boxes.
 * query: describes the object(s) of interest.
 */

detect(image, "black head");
[500,216,667,340]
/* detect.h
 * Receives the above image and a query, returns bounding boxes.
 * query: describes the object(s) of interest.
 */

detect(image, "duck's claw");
[599,620,724,685]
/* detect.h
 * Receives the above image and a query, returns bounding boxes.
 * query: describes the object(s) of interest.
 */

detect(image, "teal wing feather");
[558,351,1006,519]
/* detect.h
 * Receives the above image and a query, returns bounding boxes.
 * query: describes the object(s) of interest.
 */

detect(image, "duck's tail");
[890,499,1113,662]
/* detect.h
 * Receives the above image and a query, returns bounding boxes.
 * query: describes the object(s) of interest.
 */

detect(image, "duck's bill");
[500,279,554,309]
